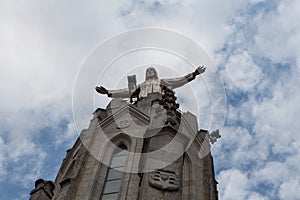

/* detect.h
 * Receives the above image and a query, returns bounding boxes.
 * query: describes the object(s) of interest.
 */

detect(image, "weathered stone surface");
[30,179,54,200]
[30,89,218,200]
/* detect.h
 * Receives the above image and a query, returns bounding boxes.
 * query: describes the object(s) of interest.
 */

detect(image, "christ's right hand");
[95,86,108,94]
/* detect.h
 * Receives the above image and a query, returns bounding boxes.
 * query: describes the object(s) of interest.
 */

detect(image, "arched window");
[101,144,128,200]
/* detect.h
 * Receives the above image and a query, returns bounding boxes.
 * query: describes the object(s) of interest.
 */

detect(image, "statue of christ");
[95,66,205,99]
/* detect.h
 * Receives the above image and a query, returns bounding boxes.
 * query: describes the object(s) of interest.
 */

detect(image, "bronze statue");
[95,66,205,99]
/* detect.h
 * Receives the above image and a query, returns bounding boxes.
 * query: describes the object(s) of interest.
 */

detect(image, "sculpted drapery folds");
[95,66,206,99]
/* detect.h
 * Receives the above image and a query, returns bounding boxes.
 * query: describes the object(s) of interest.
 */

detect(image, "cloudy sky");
[1,0,300,199]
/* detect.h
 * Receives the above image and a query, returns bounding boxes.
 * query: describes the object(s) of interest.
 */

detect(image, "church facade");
[30,89,218,199]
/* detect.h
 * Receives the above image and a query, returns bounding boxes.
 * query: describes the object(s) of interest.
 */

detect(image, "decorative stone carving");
[209,129,221,144]
[149,169,179,191]
[116,119,132,129]
[159,87,181,126]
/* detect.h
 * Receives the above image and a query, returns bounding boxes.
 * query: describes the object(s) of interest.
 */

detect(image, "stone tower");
[30,79,219,200]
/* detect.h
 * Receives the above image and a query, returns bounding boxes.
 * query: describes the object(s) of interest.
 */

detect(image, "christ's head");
[145,67,158,80]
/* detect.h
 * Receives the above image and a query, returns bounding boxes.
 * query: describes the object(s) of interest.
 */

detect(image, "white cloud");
[213,2,300,199]
[215,69,300,198]
[247,193,267,200]
[218,169,249,200]
[253,0,300,63]
[0,0,128,194]
[222,51,263,91]
[252,77,300,155]
[249,0,265,4]
[119,0,249,54]
[254,161,289,184]
[279,177,300,199]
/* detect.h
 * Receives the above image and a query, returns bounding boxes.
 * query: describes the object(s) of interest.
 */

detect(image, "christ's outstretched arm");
[95,86,131,98]
[160,66,205,89]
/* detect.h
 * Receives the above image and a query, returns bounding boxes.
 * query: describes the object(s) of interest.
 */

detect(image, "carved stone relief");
[149,169,179,191]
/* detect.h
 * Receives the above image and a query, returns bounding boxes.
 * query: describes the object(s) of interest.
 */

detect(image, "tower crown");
[30,67,219,200]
